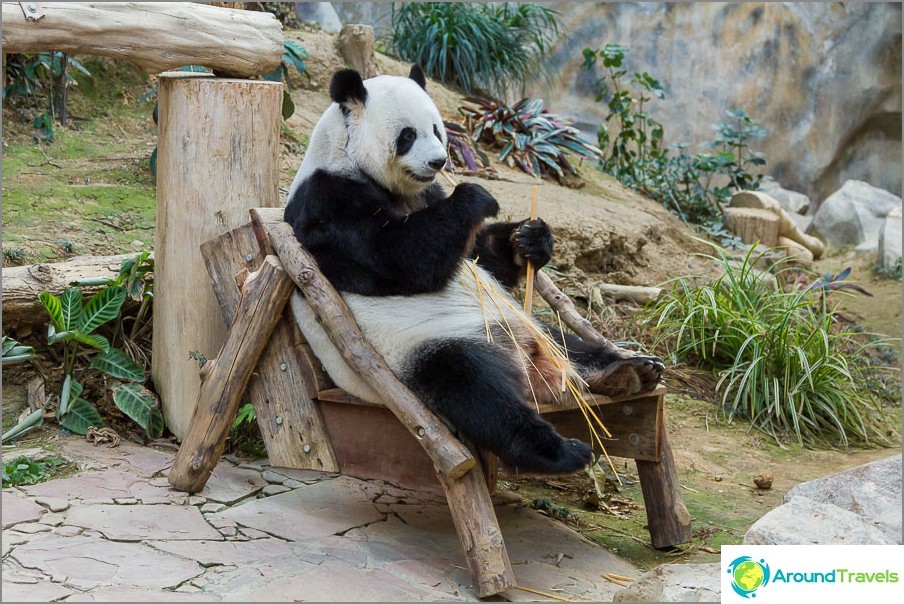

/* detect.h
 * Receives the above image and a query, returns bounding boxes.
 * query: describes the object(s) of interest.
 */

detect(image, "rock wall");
[532,2,902,205]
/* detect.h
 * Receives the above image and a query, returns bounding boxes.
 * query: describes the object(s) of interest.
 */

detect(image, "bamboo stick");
[523,186,539,314]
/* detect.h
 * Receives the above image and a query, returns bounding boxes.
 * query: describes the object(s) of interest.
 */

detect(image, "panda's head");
[329,65,448,197]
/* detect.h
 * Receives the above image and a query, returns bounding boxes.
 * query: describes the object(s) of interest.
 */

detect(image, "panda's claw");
[512,219,553,267]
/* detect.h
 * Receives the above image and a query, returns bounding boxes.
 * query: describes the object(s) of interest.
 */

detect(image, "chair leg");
[435,463,516,598]
[635,428,693,549]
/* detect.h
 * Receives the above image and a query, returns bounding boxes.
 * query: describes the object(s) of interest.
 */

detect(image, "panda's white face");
[347,75,448,197]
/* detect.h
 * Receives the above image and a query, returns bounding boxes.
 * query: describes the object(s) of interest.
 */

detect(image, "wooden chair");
[169,209,691,598]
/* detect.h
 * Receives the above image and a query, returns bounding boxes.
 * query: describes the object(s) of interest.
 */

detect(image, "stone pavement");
[2,438,641,602]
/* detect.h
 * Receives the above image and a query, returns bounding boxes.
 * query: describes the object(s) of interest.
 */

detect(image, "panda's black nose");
[427,158,447,171]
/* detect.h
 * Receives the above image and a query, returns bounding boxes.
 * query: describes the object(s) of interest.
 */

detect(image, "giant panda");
[284,65,664,475]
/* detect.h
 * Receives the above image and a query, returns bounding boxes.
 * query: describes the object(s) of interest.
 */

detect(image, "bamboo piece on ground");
[168,256,294,493]
[0,2,283,78]
[435,463,516,597]
[595,283,663,304]
[523,186,539,314]
[267,222,475,480]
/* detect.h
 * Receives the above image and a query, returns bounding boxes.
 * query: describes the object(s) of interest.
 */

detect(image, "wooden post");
[0,2,282,78]
[436,465,516,597]
[152,74,281,439]
[635,428,693,548]
[169,256,294,493]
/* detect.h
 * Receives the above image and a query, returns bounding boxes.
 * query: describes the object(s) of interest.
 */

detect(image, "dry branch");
[1,2,282,78]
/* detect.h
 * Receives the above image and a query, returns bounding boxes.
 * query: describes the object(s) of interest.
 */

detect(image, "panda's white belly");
[289,262,525,404]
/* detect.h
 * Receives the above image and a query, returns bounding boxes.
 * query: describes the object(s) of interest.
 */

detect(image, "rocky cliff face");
[532,2,901,205]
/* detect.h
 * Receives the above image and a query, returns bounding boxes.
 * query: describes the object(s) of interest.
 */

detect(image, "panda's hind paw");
[587,353,664,398]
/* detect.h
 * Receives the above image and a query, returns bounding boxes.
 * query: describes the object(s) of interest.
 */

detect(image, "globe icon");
[734,560,765,592]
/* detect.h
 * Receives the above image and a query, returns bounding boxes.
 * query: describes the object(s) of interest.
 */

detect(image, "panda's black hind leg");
[403,339,591,475]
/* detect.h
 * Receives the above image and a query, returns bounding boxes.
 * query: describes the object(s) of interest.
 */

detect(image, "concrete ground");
[2,438,641,602]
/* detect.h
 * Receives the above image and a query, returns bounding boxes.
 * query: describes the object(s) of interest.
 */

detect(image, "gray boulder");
[809,180,902,251]
[784,455,902,543]
[759,176,811,214]
[613,563,720,602]
[877,206,902,272]
[294,2,342,33]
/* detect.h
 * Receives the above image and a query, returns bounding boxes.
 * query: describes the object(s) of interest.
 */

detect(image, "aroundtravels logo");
[727,556,771,598]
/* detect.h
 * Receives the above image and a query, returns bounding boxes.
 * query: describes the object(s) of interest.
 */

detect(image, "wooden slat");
[169,256,295,493]
[201,224,338,472]
[636,428,692,548]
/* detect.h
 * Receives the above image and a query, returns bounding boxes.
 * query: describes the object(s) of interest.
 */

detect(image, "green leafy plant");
[3,51,92,136]
[261,40,308,120]
[582,44,767,228]
[637,243,898,448]
[391,2,562,97]
[36,253,162,438]
[460,96,603,179]
[2,336,35,366]
[2,456,68,488]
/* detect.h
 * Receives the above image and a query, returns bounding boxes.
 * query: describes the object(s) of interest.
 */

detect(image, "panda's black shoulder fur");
[284,169,503,296]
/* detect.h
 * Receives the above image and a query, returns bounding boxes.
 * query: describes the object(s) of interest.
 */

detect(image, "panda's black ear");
[330,69,368,106]
[408,64,427,90]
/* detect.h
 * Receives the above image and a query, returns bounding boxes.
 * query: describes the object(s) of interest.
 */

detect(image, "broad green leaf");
[1,409,43,443]
[281,89,295,120]
[58,398,103,435]
[90,348,145,381]
[72,331,110,352]
[39,292,64,331]
[113,383,164,438]
[47,325,74,345]
[60,288,82,331]
[2,336,16,356]
[78,286,126,334]
[68,276,115,287]
[57,375,83,418]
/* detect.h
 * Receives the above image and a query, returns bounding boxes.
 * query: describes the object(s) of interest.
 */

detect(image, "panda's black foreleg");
[402,339,592,475]
[542,323,665,397]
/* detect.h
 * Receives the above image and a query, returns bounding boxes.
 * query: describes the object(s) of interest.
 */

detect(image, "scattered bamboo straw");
[523,185,539,314]
[514,585,587,602]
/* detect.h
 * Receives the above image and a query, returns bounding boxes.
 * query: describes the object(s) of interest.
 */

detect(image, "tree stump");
[152,74,281,439]
[338,24,378,79]
[722,207,780,247]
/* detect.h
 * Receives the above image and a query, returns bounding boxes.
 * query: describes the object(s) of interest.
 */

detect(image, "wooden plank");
[317,400,437,487]
[0,2,282,78]
[201,224,338,472]
[152,75,281,439]
[267,221,475,480]
[636,428,693,548]
[168,256,294,493]
[541,392,663,461]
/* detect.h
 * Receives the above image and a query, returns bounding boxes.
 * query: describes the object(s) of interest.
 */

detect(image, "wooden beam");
[635,428,693,548]
[0,2,282,78]
[201,224,338,472]
[152,74,281,439]
[266,220,475,480]
[169,256,294,494]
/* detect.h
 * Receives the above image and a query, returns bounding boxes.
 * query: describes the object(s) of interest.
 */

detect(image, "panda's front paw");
[512,219,553,268]
[452,182,499,220]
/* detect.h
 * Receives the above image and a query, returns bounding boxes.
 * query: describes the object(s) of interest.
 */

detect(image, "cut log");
[776,236,814,267]
[168,256,295,493]
[595,283,662,304]
[266,220,475,480]
[730,190,825,258]
[152,74,281,440]
[722,206,780,247]
[201,224,339,472]
[0,2,282,78]
[2,254,141,330]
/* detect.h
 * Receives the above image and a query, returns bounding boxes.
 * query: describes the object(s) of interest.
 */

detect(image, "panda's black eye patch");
[433,124,442,141]
[396,127,417,156]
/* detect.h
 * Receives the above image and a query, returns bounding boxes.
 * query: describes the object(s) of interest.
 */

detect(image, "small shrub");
[391,2,562,97]
[444,121,489,173]
[3,247,29,266]
[636,243,898,448]
[460,96,603,179]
